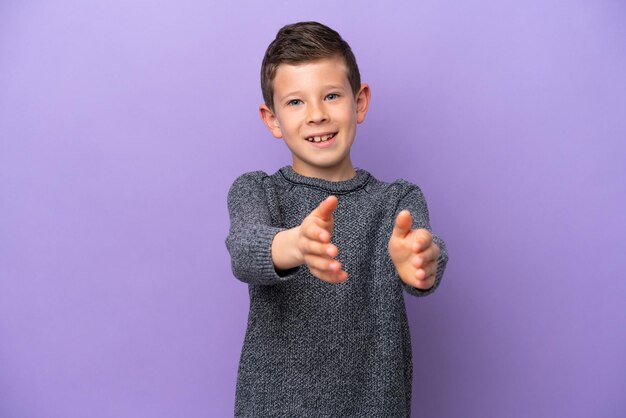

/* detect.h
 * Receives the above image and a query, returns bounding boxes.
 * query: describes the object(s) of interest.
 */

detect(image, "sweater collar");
[277,166,371,194]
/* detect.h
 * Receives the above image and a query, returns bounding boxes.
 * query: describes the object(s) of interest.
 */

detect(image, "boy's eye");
[287,99,303,106]
[325,93,339,100]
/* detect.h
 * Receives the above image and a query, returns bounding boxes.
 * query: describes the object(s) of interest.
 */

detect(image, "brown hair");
[261,21,361,111]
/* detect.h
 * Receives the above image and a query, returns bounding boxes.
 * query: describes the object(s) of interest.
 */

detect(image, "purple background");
[1,1,625,417]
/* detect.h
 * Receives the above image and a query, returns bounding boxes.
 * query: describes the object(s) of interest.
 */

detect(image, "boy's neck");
[291,160,356,182]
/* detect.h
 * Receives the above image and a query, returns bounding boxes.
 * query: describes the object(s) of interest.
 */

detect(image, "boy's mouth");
[305,132,337,143]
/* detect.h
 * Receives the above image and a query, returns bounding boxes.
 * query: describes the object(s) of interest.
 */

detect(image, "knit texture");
[225,166,448,417]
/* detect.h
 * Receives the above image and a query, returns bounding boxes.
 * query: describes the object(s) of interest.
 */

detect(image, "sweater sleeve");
[394,183,448,297]
[225,171,301,285]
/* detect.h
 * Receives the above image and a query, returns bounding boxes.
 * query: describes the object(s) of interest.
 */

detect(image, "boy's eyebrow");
[278,90,304,102]
[323,84,348,92]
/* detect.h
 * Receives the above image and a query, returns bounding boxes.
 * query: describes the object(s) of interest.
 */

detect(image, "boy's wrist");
[291,225,305,265]
[272,227,304,271]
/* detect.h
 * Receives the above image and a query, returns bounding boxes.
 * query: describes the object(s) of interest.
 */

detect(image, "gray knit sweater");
[226,166,448,417]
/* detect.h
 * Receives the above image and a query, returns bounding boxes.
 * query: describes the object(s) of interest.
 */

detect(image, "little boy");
[226,21,448,417]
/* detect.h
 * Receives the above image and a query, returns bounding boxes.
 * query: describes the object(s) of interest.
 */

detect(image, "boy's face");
[260,56,370,181]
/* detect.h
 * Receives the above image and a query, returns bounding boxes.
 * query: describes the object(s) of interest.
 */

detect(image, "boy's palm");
[389,210,439,290]
[297,196,347,284]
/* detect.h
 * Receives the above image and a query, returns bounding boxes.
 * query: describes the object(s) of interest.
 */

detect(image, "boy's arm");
[388,185,448,296]
[225,172,291,284]
[225,172,346,285]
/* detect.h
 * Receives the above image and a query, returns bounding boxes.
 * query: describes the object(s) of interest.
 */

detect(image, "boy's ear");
[355,83,371,124]
[259,104,283,139]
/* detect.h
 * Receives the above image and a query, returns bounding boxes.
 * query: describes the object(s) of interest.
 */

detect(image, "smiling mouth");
[305,132,337,143]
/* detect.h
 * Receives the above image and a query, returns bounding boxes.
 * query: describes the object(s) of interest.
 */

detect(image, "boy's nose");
[307,102,328,124]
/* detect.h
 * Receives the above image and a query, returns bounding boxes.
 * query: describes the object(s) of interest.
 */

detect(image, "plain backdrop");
[1,1,625,417]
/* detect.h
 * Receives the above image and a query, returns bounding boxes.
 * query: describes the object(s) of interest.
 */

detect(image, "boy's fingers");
[305,254,342,273]
[392,210,412,238]
[310,267,348,284]
[414,243,439,264]
[325,243,339,258]
[424,262,438,278]
[304,224,331,243]
[412,229,433,252]
[423,273,436,287]
[415,274,435,290]
[415,262,436,279]
[313,195,338,221]
[411,255,424,268]
[305,240,338,258]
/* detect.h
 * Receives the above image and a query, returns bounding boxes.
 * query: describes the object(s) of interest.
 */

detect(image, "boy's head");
[261,21,361,111]
[259,22,371,181]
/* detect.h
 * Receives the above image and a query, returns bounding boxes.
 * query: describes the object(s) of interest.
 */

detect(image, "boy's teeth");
[307,133,335,142]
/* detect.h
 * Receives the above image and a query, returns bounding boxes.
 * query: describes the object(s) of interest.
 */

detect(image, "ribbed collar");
[277,166,371,194]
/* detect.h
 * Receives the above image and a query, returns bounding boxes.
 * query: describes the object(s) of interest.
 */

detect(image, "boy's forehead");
[273,57,350,87]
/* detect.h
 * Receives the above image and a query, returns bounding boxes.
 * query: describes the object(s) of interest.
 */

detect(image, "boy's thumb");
[315,195,338,219]
[392,210,412,237]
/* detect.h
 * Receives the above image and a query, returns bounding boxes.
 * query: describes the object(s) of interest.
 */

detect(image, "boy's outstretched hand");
[389,210,440,290]
[272,196,347,284]
[297,196,347,283]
